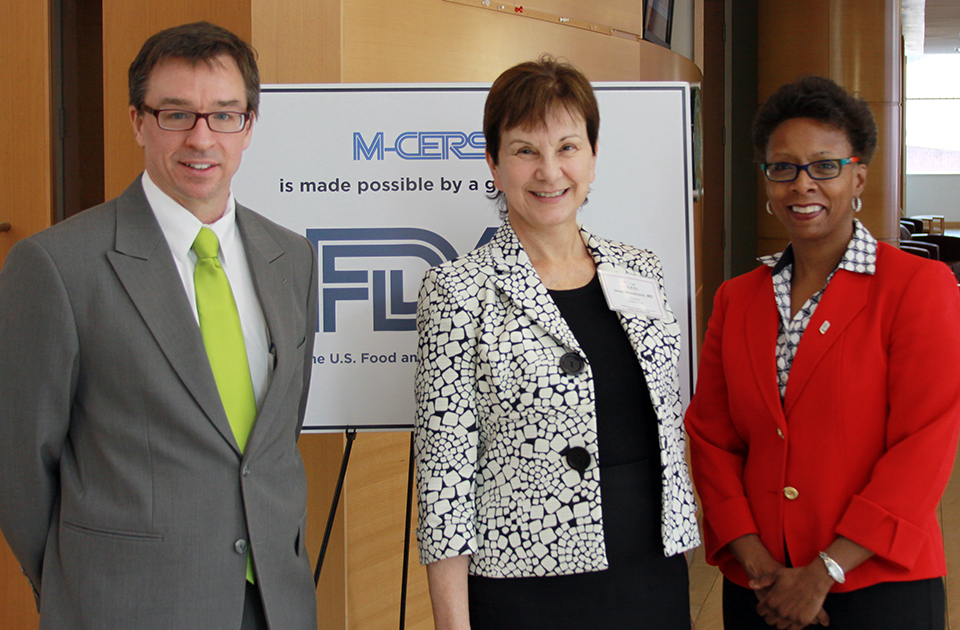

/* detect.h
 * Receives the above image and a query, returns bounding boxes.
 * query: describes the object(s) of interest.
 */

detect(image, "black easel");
[314,429,357,586]
[398,432,415,630]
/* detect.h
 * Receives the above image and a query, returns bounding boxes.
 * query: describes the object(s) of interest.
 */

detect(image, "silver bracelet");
[819,551,846,584]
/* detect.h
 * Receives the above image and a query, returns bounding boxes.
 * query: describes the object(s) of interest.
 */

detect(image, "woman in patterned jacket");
[685,76,960,630]
[414,56,700,630]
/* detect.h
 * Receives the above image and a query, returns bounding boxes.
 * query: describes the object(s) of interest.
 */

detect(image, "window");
[905,55,960,174]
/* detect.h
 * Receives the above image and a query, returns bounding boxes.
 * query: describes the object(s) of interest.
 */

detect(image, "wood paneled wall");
[0,0,54,269]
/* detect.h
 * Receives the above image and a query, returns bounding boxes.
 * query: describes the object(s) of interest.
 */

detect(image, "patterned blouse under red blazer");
[685,241,960,592]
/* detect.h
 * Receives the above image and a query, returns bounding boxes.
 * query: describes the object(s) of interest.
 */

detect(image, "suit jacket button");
[777,428,785,439]
[559,352,585,375]
[565,446,591,472]
[783,487,799,500]
[235,539,248,554]
[242,464,251,477]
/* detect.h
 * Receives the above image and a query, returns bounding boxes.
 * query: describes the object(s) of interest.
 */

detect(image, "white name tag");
[597,268,666,319]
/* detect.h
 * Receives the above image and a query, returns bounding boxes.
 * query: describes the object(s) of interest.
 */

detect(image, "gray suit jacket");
[0,177,319,629]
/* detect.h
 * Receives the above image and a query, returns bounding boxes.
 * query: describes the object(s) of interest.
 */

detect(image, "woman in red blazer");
[685,76,960,630]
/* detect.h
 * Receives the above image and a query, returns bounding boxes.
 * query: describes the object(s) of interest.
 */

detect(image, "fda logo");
[306,227,496,333]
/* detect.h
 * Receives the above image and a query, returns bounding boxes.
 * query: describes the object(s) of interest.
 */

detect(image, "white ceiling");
[903,0,960,55]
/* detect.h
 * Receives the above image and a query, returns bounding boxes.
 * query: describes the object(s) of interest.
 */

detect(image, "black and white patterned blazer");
[414,222,700,578]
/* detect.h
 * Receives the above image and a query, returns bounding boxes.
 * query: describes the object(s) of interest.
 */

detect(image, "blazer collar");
[107,177,240,452]
[106,177,293,458]
[483,222,667,357]
[744,271,787,428]
[486,222,595,352]
[234,207,297,456]
[783,268,870,414]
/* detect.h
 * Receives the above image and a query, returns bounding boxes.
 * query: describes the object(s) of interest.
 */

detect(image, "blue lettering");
[353,131,486,160]
[353,132,385,160]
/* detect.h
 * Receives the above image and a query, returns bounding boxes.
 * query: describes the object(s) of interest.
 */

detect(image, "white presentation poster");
[232,83,697,432]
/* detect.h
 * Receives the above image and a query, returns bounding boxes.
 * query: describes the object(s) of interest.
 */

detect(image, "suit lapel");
[585,232,680,414]
[236,207,298,456]
[586,232,660,361]
[783,270,870,414]
[486,224,582,352]
[105,178,240,454]
[743,273,786,427]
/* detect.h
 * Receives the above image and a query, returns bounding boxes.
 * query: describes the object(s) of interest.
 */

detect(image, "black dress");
[468,273,689,629]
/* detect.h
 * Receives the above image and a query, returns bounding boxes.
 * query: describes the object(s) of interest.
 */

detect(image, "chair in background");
[901,245,931,258]
[901,239,940,260]
[911,234,960,280]
[901,217,926,235]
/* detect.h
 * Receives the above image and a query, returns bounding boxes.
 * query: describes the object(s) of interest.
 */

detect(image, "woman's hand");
[426,555,472,630]
[751,536,873,629]
[754,563,832,629]
[726,534,784,593]
[726,534,829,627]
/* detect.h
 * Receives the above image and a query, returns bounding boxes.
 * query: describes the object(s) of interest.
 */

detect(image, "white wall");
[905,174,960,224]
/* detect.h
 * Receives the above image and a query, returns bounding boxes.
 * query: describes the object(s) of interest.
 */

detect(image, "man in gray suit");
[0,22,318,630]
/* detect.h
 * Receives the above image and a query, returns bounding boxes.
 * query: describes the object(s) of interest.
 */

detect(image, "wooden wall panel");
[101,1,251,200]
[253,0,341,84]
[464,0,647,35]
[697,0,725,347]
[0,0,54,268]
[342,0,641,84]
[830,0,901,103]
[300,433,348,629]
[345,433,430,630]
[758,0,830,97]
[859,102,901,246]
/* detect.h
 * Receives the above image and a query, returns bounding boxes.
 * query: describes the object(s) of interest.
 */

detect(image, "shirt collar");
[142,170,238,263]
[759,219,877,276]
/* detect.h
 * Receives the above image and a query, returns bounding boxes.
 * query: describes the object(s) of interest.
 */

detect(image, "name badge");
[597,268,666,319]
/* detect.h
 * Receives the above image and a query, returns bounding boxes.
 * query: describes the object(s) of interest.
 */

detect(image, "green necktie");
[192,227,257,583]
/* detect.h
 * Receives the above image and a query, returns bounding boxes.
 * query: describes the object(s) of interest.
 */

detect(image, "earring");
[766,201,774,215]
[852,197,862,213]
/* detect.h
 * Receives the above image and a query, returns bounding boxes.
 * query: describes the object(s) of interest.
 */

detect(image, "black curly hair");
[752,76,878,164]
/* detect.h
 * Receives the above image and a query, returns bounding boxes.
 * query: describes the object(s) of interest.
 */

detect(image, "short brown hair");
[752,75,878,164]
[484,55,599,165]
[129,22,260,116]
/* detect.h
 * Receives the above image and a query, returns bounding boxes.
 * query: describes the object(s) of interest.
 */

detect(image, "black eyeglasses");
[760,157,860,182]
[142,105,249,133]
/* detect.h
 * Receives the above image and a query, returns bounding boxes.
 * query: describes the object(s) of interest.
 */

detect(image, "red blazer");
[685,242,960,592]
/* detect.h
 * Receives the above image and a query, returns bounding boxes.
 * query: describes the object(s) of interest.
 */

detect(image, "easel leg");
[399,431,415,630]
[314,429,357,587]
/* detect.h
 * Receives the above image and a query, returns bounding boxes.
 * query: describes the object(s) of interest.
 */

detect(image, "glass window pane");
[906,55,960,174]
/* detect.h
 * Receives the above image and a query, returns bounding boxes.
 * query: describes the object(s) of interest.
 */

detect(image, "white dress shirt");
[142,171,272,408]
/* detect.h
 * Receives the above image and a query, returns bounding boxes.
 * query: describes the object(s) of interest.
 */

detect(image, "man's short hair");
[129,21,260,116]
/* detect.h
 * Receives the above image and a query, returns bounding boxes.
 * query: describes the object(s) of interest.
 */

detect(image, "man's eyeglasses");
[761,157,860,182]
[142,105,249,133]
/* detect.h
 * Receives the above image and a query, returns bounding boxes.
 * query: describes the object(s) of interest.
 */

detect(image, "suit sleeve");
[0,238,79,600]
[684,280,760,564]
[835,261,960,569]
[413,268,479,565]
[295,236,318,435]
